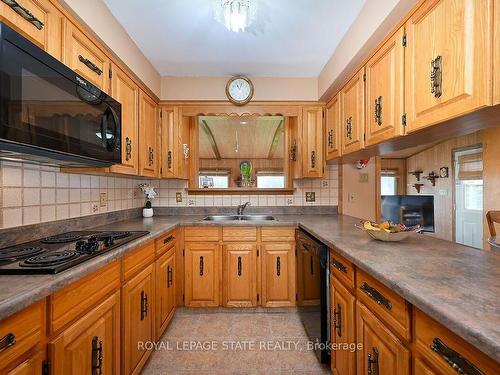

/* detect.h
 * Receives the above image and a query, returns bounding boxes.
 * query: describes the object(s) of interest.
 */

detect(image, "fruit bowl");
[356,221,422,242]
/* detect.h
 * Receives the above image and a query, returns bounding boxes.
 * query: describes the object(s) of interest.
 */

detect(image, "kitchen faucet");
[237,202,251,215]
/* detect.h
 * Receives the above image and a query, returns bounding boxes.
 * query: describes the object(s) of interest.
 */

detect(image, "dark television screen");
[381,195,435,232]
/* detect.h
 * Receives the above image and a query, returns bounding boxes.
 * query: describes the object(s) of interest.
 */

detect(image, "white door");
[454,148,483,248]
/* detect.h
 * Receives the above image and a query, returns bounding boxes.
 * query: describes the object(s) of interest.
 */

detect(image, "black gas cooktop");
[0,230,149,274]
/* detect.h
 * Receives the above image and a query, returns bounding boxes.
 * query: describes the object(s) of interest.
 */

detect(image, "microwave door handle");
[106,106,120,151]
[100,108,109,148]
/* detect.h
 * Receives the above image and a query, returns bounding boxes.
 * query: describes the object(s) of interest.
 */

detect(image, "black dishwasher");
[296,229,330,364]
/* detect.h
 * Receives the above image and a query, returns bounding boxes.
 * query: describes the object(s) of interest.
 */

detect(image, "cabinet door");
[110,65,139,175]
[365,27,405,146]
[405,0,491,132]
[302,106,324,178]
[414,356,441,375]
[341,69,365,155]
[139,90,158,177]
[185,242,220,307]
[296,241,320,306]
[64,22,110,91]
[261,243,296,307]
[0,0,63,59]
[326,95,342,160]
[223,243,257,307]
[155,247,176,338]
[122,264,154,375]
[160,106,180,178]
[494,0,500,105]
[6,351,43,375]
[356,301,410,375]
[330,277,356,375]
[49,291,120,375]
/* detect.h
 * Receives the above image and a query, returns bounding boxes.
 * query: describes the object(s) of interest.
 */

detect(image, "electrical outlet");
[99,192,107,208]
[92,203,99,213]
[305,192,316,202]
[348,192,356,202]
[286,198,294,206]
[321,180,329,188]
[176,192,183,203]
[359,173,369,183]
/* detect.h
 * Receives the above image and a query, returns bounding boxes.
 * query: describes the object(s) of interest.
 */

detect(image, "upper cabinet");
[160,106,190,179]
[139,90,159,178]
[494,0,500,105]
[365,27,405,146]
[301,106,324,178]
[341,69,365,155]
[405,0,492,132]
[0,0,63,60]
[64,21,110,92]
[110,64,139,175]
[325,95,342,160]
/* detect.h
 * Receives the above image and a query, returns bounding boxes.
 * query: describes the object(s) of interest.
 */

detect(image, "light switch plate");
[99,192,107,208]
[175,192,183,203]
[305,192,316,202]
[359,173,369,183]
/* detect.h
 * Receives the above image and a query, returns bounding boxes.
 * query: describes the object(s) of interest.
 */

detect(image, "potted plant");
[139,183,157,218]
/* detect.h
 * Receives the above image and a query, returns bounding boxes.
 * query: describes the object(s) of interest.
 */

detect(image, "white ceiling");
[103,0,366,77]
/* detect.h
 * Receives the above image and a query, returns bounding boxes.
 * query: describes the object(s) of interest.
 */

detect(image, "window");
[198,170,230,188]
[256,170,285,188]
[381,174,397,195]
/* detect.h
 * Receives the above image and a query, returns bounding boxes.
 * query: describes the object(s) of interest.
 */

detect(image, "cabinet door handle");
[140,290,148,320]
[367,347,379,375]
[346,117,353,140]
[237,256,242,277]
[333,303,342,337]
[430,338,485,375]
[0,333,15,353]
[276,256,281,277]
[310,150,316,168]
[328,129,334,147]
[2,0,44,30]
[199,256,204,276]
[289,141,297,161]
[148,147,154,166]
[310,255,314,275]
[331,259,348,274]
[430,55,443,98]
[360,282,392,310]
[374,96,382,125]
[167,150,172,169]
[163,235,174,244]
[125,137,132,161]
[78,55,103,76]
[91,336,103,375]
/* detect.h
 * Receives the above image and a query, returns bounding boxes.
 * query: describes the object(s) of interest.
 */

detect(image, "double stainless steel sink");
[202,214,276,222]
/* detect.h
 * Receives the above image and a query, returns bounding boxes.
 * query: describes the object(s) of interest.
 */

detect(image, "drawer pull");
[430,338,485,375]
[360,282,392,311]
[430,55,443,98]
[367,347,379,375]
[333,303,342,337]
[140,290,148,320]
[167,265,173,288]
[276,256,281,277]
[331,259,347,274]
[163,235,174,244]
[237,256,242,277]
[2,0,44,30]
[91,336,103,375]
[0,332,15,352]
[78,55,103,76]
[199,256,204,276]
[125,137,132,161]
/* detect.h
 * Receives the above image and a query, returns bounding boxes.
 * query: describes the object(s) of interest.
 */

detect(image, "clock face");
[226,76,253,105]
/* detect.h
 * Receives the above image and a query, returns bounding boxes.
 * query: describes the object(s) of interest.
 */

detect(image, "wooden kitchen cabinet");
[494,0,500,105]
[405,0,492,132]
[0,0,63,60]
[155,245,176,338]
[160,106,190,179]
[325,94,342,160]
[356,301,410,375]
[330,276,356,375]
[184,242,220,307]
[109,64,139,175]
[414,355,442,375]
[301,106,324,178]
[49,291,120,375]
[222,243,257,307]
[6,350,43,375]
[139,90,159,178]
[122,264,154,375]
[296,238,320,306]
[341,69,365,155]
[261,242,296,307]
[64,21,110,91]
[365,27,405,146]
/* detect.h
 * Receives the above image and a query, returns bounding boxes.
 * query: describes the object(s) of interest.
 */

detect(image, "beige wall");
[60,0,161,96]
[161,76,318,101]
[483,128,500,248]
[342,161,377,221]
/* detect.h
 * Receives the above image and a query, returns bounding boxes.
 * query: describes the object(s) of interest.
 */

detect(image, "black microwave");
[0,22,121,167]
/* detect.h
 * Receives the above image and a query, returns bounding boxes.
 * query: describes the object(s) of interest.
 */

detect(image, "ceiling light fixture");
[213,0,257,33]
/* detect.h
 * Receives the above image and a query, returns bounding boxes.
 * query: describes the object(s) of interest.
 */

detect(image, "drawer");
[122,241,155,280]
[223,227,257,242]
[155,230,177,257]
[261,227,295,242]
[0,301,44,368]
[329,249,355,290]
[356,269,411,341]
[415,309,498,375]
[49,261,120,333]
[184,227,219,242]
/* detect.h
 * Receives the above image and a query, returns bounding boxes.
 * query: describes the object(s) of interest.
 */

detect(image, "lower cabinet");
[185,242,220,307]
[356,301,410,375]
[222,243,257,307]
[414,356,441,375]
[49,291,120,375]
[155,247,176,337]
[122,265,154,375]
[261,242,296,307]
[6,351,43,375]
[330,276,356,375]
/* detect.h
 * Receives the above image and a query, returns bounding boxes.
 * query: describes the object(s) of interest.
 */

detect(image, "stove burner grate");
[41,234,82,244]
[94,231,131,240]
[0,247,45,261]
[20,251,79,267]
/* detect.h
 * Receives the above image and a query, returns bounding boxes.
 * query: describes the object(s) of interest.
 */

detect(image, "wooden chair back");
[486,211,500,237]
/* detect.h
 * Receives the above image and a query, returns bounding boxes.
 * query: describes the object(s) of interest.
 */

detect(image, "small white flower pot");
[142,208,154,218]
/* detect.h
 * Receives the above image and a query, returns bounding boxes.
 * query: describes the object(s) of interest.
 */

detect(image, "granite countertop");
[0,214,498,363]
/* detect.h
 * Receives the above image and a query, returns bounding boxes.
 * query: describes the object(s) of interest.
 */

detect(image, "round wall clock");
[226,76,254,105]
